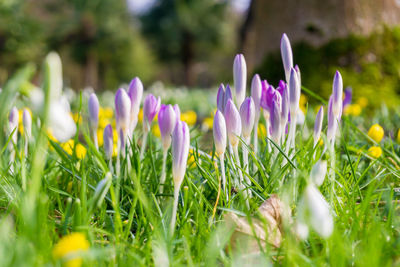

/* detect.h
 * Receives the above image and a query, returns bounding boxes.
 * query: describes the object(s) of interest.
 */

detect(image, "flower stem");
[159,150,168,194]
[140,131,148,160]
[170,185,180,235]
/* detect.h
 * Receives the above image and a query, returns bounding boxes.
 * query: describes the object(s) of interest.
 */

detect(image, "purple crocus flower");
[332,71,343,118]
[22,108,32,140]
[217,83,226,113]
[128,77,143,133]
[174,104,181,122]
[143,94,161,132]
[224,99,242,148]
[103,124,113,160]
[213,110,227,156]
[280,86,289,131]
[239,97,255,139]
[158,104,177,150]
[233,54,247,106]
[115,89,131,132]
[251,74,262,114]
[295,64,301,87]
[289,68,300,114]
[313,106,324,147]
[260,84,276,112]
[88,93,99,130]
[277,80,286,98]
[9,107,19,144]
[342,87,352,108]
[172,120,190,186]
[270,99,282,143]
[327,96,337,143]
[281,33,293,83]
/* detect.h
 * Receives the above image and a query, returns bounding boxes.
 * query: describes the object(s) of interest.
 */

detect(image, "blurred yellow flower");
[75,144,87,159]
[61,140,75,155]
[72,113,82,124]
[100,107,113,119]
[188,148,196,167]
[18,108,32,134]
[97,130,104,147]
[397,129,400,143]
[181,110,197,126]
[318,138,324,146]
[258,123,266,138]
[367,124,384,143]
[357,97,368,108]
[202,117,213,131]
[113,144,118,158]
[368,146,382,158]
[152,124,161,138]
[138,108,143,123]
[113,129,118,142]
[344,104,361,116]
[52,233,89,267]
[299,94,307,113]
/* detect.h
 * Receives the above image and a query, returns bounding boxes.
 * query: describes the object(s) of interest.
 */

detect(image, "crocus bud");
[270,99,282,143]
[233,54,247,106]
[45,52,63,100]
[327,96,337,143]
[251,74,262,115]
[115,88,131,134]
[281,33,293,83]
[158,104,177,151]
[22,108,32,140]
[224,99,242,148]
[332,71,343,118]
[103,124,113,160]
[93,173,112,208]
[304,184,333,238]
[213,110,227,156]
[313,106,324,147]
[239,97,255,139]
[143,94,161,132]
[217,83,226,113]
[173,104,181,122]
[88,93,99,132]
[310,160,327,186]
[172,121,190,187]
[128,77,143,133]
[289,68,300,114]
[224,84,233,109]
[280,86,289,128]
[260,84,275,112]
[295,64,301,88]
[9,107,19,143]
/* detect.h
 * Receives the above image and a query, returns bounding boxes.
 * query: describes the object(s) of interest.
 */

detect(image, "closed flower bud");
[239,97,255,139]
[88,93,99,132]
[224,99,242,148]
[260,83,275,112]
[115,88,131,134]
[280,86,289,128]
[289,68,300,114]
[343,87,352,108]
[103,124,113,160]
[281,33,293,83]
[128,77,143,132]
[174,104,181,122]
[313,106,324,147]
[93,173,112,208]
[294,64,301,87]
[217,83,226,113]
[270,100,282,143]
[9,107,19,143]
[22,108,32,140]
[158,104,177,150]
[251,74,262,114]
[310,160,327,186]
[213,110,227,156]
[172,121,190,186]
[367,124,384,143]
[368,146,382,158]
[327,96,337,143]
[233,54,247,106]
[143,94,161,132]
[332,71,343,118]
[304,184,333,238]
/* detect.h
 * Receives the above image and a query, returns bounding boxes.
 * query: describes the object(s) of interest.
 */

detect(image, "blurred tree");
[141,0,228,86]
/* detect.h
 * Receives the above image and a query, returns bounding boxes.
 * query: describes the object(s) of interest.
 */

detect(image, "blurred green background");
[1,0,400,107]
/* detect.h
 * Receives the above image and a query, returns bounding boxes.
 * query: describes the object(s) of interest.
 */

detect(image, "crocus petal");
[327,96,337,143]
[213,110,227,156]
[103,124,113,160]
[48,101,76,143]
[289,68,300,114]
[224,99,242,147]
[158,104,177,150]
[251,74,262,114]
[88,93,99,131]
[310,160,327,186]
[304,184,333,238]
[172,121,190,186]
[281,33,293,83]
[143,94,161,131]
[233,54,247,106]
[313,106,324,147]
[332,71,343,118]
[22,108,32,139]
[239,97,255,139]
[217,83,226,113]
[128,77,143,132]
[115,88,131,133]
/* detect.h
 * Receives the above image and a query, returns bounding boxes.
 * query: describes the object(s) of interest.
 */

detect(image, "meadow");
[0,34,400,267]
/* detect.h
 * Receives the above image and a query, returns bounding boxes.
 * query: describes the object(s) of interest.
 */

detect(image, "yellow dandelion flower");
[113,129,118,142]
[367,124,384,143]
[344,104,362,116]
[181,110,197,126]
[52,233,89,267]
[152,124,161,138]
[101,107,114,118]
[98,117,110,130]
[368,146,382,158]
[75,144,87,159]
[112,144,118,158]
[299,94,307,113]
[357,97,368,108]
[138,108,143,123]
[61,140,75,155]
